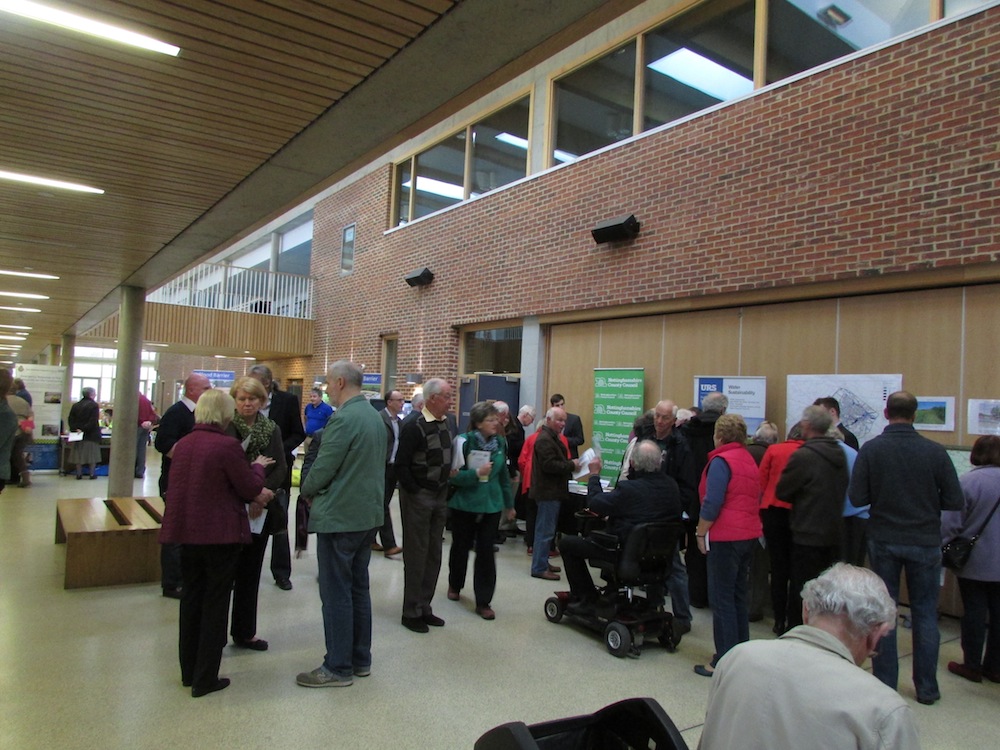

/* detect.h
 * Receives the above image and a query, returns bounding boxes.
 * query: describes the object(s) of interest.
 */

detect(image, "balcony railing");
[147,262,313,319]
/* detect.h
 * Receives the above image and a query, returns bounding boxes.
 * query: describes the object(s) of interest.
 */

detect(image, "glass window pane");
[470,97,530,198]
[643,1,755,131]
[394,159,411,226]
[341,224,355,275]
[767,0,930,84]
[413,133,466,220]
[945,0,988,16]
[554,42,636,163]
[463,327,522,374]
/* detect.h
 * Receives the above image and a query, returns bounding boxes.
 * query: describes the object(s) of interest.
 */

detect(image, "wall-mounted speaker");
[591,214,641,244]
[404,267,435,287]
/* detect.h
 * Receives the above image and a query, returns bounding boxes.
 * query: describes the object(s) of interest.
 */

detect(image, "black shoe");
[275,578,293,591]
[401,616,429,633]
[916,694,939,706]
[422,613,445,627]
[671,619,692,647]
[162,587,182,600]
[192,678,230,697]
[233,638,269,651]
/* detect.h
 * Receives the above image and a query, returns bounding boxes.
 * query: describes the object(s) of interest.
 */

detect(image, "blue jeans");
[317,529,376,679]
[706,538,754,665]
[667,546,691,625]
[531,500,560,575]
[867,540,942,700]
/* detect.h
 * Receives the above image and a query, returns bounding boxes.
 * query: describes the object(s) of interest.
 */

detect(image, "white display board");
[693,376,767,434]
[786,374,902,445]
[14,363,67,440]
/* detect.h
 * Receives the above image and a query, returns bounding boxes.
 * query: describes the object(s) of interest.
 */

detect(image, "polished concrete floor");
[1,452,997,749]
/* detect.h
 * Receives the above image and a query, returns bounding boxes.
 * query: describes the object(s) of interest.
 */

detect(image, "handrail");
[147,262,313,319]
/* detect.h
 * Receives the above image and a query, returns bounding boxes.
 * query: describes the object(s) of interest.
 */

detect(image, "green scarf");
[230,411,277,459]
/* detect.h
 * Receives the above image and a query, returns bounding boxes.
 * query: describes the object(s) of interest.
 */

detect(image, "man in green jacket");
[296,360,386,688]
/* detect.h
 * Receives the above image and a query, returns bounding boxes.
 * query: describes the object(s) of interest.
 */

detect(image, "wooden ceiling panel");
[0,0,461,359]
[1,0,624,361]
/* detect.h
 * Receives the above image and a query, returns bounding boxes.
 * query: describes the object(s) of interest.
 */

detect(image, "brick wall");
[309,7,1000,387]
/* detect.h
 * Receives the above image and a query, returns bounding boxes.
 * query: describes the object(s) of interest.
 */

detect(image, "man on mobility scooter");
[545,440,685,657]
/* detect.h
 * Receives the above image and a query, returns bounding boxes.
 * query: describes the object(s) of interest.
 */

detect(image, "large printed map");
[786,374,902,446]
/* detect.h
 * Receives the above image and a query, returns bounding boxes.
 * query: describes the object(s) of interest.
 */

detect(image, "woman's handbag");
[942,495,1000,571]
[264,488,289,535]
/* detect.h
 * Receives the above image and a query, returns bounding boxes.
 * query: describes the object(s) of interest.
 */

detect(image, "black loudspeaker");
[404,267,435,287]
[591,214,641,244]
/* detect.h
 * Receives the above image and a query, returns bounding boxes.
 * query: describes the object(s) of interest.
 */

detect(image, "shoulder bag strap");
[969,494,1000,543]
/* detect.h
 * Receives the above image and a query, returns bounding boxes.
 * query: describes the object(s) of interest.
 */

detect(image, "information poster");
[14,363,66,441]
[786,374,901,446]
[362,372,382,399]
[693,376,767,434]
[192,369,235,390]
[593,368,645,486]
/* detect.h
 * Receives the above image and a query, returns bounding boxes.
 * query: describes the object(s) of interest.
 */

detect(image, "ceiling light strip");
[0,169,104,194]
[0,0,180,56]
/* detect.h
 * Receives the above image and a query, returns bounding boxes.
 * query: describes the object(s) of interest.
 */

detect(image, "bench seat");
[55,498,163,590]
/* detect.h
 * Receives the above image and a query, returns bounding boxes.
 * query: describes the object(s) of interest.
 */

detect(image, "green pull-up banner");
[592,368,645,487]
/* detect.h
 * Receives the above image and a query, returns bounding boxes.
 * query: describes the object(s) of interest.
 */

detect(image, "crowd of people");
[10,360,993,741]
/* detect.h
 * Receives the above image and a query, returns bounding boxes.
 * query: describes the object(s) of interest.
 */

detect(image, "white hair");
[802,563,896,636]
[630,440,663,473]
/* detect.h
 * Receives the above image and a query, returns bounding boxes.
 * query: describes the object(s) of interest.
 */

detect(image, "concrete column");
[519,316,546,419]
[61,334,75,427]
[108,286,145,497]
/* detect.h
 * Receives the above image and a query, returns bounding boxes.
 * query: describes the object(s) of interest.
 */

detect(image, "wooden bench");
[55,497,164,590]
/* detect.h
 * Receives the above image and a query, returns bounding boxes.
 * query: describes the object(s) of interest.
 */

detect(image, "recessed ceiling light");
[0,334,26,340]
[0,305,40,312]
[0,269,59,280]
[0,291,48,300]
[0,169,104,194]
[0,345,23,350]
[0,324,31,330]
[0,0,180,56]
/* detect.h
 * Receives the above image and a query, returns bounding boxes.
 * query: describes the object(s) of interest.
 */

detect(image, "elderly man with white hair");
[698,563,920,750]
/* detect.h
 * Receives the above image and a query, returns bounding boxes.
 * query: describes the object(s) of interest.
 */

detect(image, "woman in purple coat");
[159,389,274,698]
[942,435,1000,684]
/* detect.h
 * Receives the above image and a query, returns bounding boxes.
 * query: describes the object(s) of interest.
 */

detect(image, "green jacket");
[448,431,513,514]
[302,394,386,533]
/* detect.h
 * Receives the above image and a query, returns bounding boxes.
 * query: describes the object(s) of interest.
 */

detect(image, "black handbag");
[942,495,1000,571]
[264,488,289,535]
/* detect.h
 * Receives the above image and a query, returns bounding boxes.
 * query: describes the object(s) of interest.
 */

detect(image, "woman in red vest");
[693,413,762,678]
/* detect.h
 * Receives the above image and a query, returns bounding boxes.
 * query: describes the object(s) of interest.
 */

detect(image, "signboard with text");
[593,368,645,486]
[693,376,767,434]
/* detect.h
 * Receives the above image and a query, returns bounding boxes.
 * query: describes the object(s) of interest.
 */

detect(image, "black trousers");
[270,466,293,582]
[179,544,240,691]
[378,464,398,548]
[761,506,793,628]
[841,516,868,567]
[789,543,838,627]
[231,533,268,641]
[684,524,709,607]
[448,509,501,607]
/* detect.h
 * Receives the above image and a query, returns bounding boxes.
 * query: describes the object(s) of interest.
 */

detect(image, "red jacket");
[159,424,266,545]
[518,428,569,494]
[758,439,804,510]
[699,442,762,542]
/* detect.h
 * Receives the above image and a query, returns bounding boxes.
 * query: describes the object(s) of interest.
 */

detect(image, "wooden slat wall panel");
[83,304,314,358]
[545,286,996,447]
[740,299,839,432]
